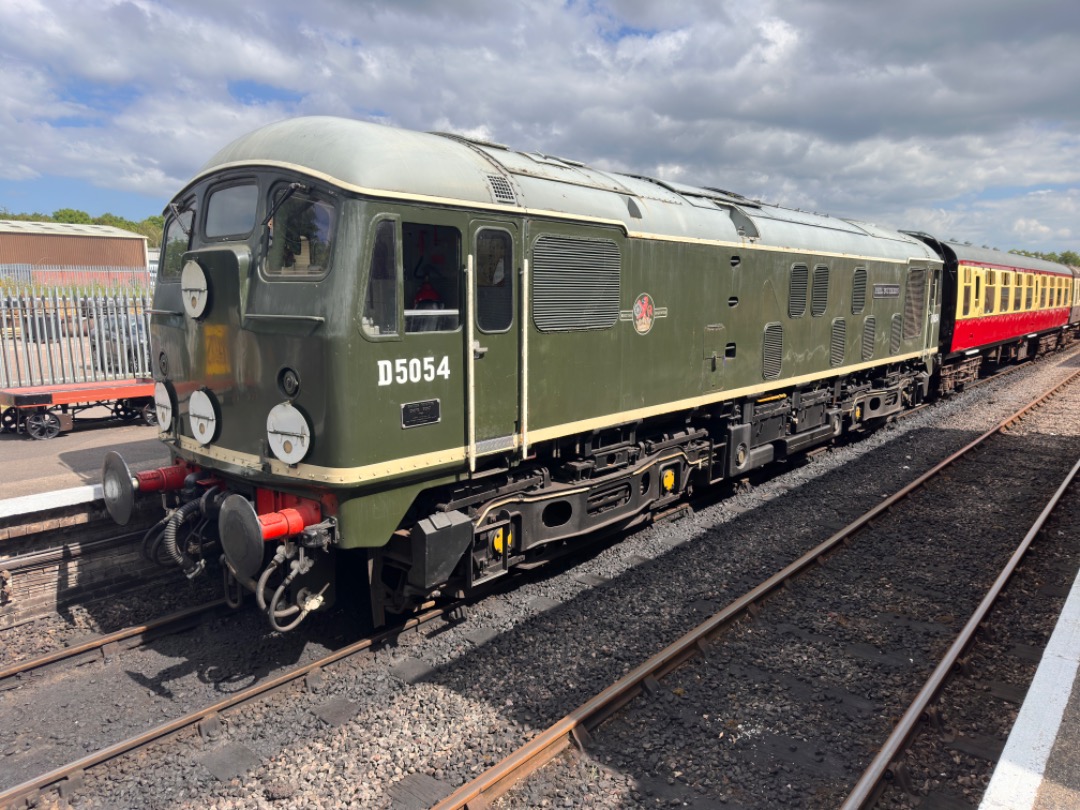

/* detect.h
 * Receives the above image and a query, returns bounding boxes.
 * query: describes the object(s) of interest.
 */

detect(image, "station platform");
[981,564,1080,809]
[0,414,169,511]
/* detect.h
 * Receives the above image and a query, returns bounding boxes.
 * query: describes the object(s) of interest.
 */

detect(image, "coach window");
[1040,276,1047,309]
[1014,274,1024,311]
[264,186,336,278]
[205,181,258,239]
[1000,272,1011,313]
[984,270,996,314]
[961,267,972,316]
[159,202,194,280]
[403,222,461,333]
[476,229,513,332]
[1026,275,1035,310]
[362,219,399,337]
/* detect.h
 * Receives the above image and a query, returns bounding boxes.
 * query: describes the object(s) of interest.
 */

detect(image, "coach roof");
[197,116,936,263]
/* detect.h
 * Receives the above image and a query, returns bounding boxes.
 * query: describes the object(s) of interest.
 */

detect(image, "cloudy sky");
[1,0,1079,252]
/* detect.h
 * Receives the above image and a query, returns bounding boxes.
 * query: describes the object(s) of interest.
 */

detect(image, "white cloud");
[0,0,1077,251]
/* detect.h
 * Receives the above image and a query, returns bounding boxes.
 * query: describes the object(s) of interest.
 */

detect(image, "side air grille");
[763,323,783,379]
[812,266,829,316]
[487,175,517,205]
[903,267,927,340]
[830,318,846,367]
[890,313,903,354]
[532,235,621,331]
[789,265,808,317]
[852,267,867,314]
[862,317,876,361]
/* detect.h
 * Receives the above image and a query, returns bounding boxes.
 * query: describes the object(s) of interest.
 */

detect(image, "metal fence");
[0,264,153,289]
[0,287,154,389]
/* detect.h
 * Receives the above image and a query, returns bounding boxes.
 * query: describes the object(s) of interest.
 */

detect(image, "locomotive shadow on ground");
[410,421,1080,802]
[120,595,358,700]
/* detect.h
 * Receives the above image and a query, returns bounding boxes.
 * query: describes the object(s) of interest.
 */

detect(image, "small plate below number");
[401,399,440,429]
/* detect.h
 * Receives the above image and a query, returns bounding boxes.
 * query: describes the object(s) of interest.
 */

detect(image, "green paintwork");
[153,116,941,549]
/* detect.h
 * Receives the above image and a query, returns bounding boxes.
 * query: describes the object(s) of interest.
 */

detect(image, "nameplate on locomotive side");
[873,283,901,298]
[401,399,441,428]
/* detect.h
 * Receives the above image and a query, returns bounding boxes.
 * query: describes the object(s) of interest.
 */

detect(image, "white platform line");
[980,569,1080,809]
[0,485,102,520]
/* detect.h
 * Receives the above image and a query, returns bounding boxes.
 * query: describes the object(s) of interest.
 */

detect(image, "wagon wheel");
[112,401,138,421]
[141,402,158,427]
[25,411,61,440]
[1,407,17,434]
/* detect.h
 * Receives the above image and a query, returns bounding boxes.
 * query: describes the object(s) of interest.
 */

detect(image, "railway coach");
[102,116,946,630]
[906,234,1078,392]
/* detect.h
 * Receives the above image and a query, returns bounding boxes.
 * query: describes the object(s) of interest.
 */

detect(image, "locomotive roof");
[198,116,938,264]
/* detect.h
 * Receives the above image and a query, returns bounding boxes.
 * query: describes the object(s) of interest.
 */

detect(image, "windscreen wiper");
[260,182,308,229]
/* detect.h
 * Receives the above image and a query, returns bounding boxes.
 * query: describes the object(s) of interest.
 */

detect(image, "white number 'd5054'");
[377,356,451,386]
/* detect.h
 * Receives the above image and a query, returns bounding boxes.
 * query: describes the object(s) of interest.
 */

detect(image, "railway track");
[1,350,1076,808]
[433,367,1080,809]
[0,599,227,684]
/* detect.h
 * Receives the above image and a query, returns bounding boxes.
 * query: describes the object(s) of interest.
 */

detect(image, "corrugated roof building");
[0,220,148,268]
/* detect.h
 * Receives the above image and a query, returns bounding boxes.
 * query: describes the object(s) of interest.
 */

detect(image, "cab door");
[466,221,521,468]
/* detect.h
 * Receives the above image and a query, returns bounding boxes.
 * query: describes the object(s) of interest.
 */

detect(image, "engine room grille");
[789,265,808,317]
[890,313,903,354]
[852,267,867,314]
[487,175,517,205]
[862,316,876,361]
[812,266,830,316]
[830,318,846,367]
[532,234,621,331]
[903,267,927,340]
[763,322,783,379]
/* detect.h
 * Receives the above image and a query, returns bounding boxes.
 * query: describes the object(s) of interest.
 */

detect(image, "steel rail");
[431,367,1080,810]
[0,604,452,808]
[0,599,228,683]
[841,453,1080,809]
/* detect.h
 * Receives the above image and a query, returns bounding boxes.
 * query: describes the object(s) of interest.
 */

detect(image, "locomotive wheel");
[112,401,138,421]
[25,411,61,440]
[1,407,17,433]
[141,403,158,427]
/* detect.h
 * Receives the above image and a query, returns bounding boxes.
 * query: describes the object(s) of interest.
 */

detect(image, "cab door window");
[476,229,513,332]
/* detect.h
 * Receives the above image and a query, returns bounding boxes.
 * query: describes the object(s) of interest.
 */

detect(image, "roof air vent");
[487,175,517,205]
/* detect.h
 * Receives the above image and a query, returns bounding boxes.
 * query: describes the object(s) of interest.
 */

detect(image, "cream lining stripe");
[174,348,935,484]
[196,159,934,267]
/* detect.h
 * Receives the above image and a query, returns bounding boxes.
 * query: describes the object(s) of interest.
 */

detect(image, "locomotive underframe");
[371,357,931,621]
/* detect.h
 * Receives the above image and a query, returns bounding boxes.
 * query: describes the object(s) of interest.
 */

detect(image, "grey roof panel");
[196,117,938,262]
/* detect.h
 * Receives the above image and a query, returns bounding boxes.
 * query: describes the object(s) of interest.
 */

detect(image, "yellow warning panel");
[204,323,231,377]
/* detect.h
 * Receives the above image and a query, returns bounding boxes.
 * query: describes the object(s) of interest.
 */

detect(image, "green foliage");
[52,208,94,224]
[0,207,163,248]
[1010,249,1080,267]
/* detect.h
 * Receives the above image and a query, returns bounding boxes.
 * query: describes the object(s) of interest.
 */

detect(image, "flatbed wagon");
[0,378,156,439]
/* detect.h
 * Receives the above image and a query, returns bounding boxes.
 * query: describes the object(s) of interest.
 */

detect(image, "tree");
[52,208,93,224]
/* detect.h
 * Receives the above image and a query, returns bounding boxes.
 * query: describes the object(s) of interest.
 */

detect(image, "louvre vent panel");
[890,313,903,354]
[487,175,517,205]
[763,323,783,379]
[789,266,808,317]
[830,318,846,367]
[532,235,621,331]
[862,317,876,361]
[852,268,867,314]
[812,267,830,316]
[903,267,927,340]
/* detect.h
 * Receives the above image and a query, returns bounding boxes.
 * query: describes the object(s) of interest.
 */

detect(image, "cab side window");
[362,220,399,337]
[159,204,194,280]
[403,223,461,333]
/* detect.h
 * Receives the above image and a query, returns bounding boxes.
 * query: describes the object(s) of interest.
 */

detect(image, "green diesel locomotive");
[103,116,942,629]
